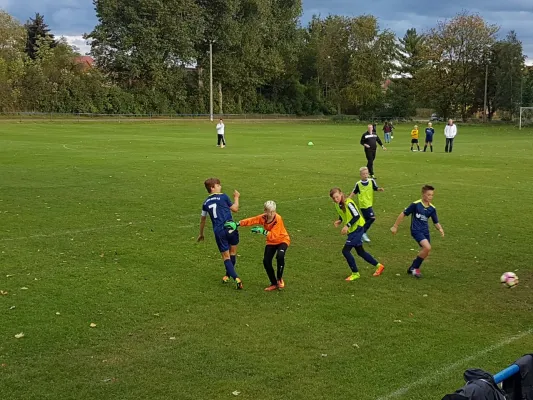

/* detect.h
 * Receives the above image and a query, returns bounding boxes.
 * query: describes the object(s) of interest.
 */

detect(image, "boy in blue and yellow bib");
[349,167,384,243]
[330,187,385,280]
[390,185,445,278]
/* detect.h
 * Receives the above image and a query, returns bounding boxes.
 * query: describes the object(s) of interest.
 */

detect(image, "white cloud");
[62,35,91,55]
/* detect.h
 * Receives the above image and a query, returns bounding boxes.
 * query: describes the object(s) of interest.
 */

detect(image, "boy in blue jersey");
[423,122,435,152]
[197,178,243,289]
[349,167,384,243]
[390,185,444,278]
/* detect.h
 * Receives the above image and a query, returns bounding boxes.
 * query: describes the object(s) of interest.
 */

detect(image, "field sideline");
[1,120,532,400]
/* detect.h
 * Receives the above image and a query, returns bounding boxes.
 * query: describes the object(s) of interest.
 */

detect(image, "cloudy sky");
[1,0,532,63]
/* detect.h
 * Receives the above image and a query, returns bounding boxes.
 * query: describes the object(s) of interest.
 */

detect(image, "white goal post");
[519,107,533,130]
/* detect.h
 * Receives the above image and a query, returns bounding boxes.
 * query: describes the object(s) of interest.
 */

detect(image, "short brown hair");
[422,184,434,193]
[204,178,220,193]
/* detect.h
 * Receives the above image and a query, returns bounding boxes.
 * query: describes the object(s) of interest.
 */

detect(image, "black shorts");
[411,138,419,144]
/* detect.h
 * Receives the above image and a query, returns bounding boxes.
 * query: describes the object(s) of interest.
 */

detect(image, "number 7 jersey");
[201,193,234,232]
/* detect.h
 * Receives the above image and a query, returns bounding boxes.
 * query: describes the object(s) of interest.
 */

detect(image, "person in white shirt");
[216,119,226,148]
[444,119,457,153]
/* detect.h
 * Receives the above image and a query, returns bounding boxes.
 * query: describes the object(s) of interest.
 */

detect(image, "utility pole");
[209,40,214,122]
[483,63,488,123]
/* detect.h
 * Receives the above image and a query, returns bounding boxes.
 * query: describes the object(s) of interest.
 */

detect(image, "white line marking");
[376,328,533,400]
[62,144,75,150]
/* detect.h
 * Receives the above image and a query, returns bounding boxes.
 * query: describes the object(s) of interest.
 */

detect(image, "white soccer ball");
[500,272,519,288]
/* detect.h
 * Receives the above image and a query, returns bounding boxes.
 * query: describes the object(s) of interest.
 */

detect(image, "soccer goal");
[519,107,533,129]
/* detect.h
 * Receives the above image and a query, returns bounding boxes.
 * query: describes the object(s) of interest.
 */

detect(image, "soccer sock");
[230,255,236,267]
[342,246,358,272]
[363,218,375,233]
[277,264,284,280]
[355,246,378,266]
[423,145,427,152]
[224,259,238,280]
[263,259,277,286]
[430,145,433,152]
[410,256,424,270]
[417,145,420,151]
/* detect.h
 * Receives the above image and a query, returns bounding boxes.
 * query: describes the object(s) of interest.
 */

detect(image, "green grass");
[1,120,532,400]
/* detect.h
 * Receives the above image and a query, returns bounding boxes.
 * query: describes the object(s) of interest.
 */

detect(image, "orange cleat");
[222,275,230,283]
[264,284,278,291]
[277,279,285,289]
[373,264,385,277]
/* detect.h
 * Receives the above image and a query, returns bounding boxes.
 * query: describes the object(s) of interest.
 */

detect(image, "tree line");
[1,2,532,120]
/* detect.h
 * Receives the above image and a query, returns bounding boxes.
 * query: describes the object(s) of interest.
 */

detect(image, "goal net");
[519,107,533,129]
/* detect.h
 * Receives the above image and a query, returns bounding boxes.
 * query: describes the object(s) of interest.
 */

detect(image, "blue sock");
[342,246,358,272]
[410,256,424,270]
[363,218,375,233]
[356,246,378,266]
[224,259,238,280]
[230,255,236,267]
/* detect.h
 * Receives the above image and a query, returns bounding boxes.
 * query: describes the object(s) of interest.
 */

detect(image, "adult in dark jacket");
[502,354,533,400]
[442,369,506,400]
[360,124,386,178]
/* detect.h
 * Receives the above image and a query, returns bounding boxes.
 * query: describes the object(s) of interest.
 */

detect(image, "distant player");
[410,125,420,152]
[216,118,226,148]
[225,201,290,291]
[197,178,242,289]
[349,167,384,243]
[360,124,387,179]
[390,185,444,278]
[330,187,385,280]
[423,122,435,152]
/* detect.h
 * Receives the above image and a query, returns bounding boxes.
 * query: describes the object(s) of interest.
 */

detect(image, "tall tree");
[345,15,396,115]
[387,28,428,117]
[24,13,56,60]
[87,0,203,93]
[522,66,533,107]
[423,12,499,120]
[490,31,525,119]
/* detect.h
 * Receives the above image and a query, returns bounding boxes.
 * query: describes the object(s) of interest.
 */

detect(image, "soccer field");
[1,120,532,400]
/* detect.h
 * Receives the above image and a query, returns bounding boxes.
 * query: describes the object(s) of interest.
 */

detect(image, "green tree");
[490,31,525,119]
[345,15,396,116]
[24,13,57,60]
[87,0,203,99]
[423,12,499,120]
[0,10,26,111]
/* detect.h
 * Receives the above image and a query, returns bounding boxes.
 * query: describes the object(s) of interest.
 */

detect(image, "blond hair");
[264,200,276,212]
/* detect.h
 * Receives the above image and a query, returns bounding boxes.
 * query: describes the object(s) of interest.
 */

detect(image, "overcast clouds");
[1,0,532,63]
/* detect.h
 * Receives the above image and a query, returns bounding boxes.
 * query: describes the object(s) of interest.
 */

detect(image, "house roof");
[74,56,94,67]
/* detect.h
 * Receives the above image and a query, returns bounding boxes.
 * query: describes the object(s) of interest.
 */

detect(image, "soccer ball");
[500,272,519,288]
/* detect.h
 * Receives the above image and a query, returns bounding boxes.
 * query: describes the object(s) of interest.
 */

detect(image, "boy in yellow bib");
[349,167,384,243]
[330,187,385,280]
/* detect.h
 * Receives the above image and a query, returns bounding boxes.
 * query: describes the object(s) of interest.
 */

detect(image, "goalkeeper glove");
[224,221,239,231]
[251,226,268,236]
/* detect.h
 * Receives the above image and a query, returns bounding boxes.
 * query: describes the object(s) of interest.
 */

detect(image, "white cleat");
[362,233,371,242]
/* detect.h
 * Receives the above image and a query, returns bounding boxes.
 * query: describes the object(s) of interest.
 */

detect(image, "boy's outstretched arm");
[197,216,206,242]
[230,190,240,212]
[435,223,444,237]
[390,212,405,235]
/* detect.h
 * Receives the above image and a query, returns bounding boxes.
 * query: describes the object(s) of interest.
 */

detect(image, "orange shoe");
[222,275,230,283]
[373,264,385,277]
[264,284,278,291]
[277,279,285,289]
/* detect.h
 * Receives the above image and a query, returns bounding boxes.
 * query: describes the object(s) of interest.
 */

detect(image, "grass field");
[1,120,532,400]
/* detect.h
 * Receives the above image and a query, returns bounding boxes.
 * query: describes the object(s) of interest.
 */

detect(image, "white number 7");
[208,203,218,218]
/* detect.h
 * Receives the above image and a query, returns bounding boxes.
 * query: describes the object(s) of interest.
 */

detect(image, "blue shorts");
[361,207,375,220]
[214,229,239,252]
[412,231,430,245]
[425,136,434,143]
[345,226,364,247]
